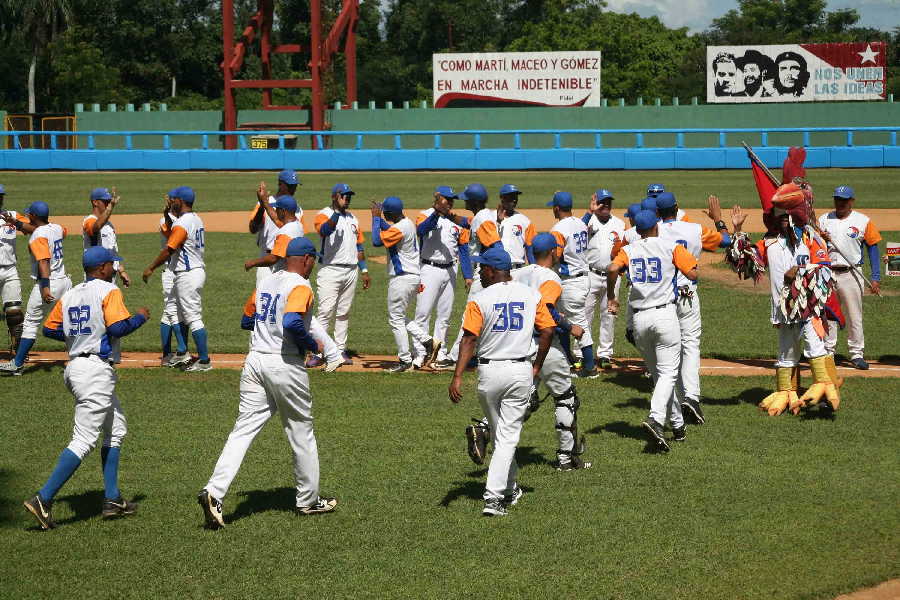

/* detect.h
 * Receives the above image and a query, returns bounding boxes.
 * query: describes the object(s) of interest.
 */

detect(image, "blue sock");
[160,323,173,356]
[581,345,596,371]
[38,448,82,503]
[176,323,189,353]
[101,446,121,500]
[192,328,209,362]
[14,337,35,367]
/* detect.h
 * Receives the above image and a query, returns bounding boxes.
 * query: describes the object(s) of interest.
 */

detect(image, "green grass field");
[1,168,899,214]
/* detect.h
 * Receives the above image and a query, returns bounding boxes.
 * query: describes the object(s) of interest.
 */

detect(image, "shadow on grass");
[877,354,900,365]
[703,387,770,406]
[440,447,546,507]
[228,487,296,524]
[0,469,19,527]
[799,405,837,421]
[614,396,648,410]
[53,491,146,526]
[596,421,661,454]
[600,371,653,393]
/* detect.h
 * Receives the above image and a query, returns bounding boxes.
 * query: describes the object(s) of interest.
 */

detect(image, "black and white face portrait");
[713,53,739,96]
[743,62,762,87]
[778,59,801,88]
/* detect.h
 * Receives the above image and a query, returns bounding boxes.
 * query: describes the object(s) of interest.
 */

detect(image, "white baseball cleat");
[0,360,23,376]
[184,359,212,372]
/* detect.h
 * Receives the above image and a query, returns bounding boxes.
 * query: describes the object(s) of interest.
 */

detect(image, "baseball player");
[309,183,370,366]
[158,191,190,366]
[607,210,699,451]
[409,186,473,368]
[653,192,734,424]
[496,184,536,268]
[548,191,596,378]
[23,246,148,529]
[371,196,426,372]
[646,183,690,221]
[581,189,625,369]
[1,201,72,376]
[198,237,336,529]
[818,185,882,370]
[0,184,33,354]
[82,187,131,287]
[448,246,555,516]
[516,233,592,470]
[244,195,304,273]
[142,186,211,372]
[249,170,304,286]
[621,202,644,245]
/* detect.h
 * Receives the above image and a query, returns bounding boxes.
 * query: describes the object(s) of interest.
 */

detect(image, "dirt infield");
[835,580,900,600]
[6,350,898,377]
[49,208,900,236]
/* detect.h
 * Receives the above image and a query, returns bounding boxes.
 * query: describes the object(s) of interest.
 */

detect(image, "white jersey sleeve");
[0,210,20,267]
[380,217,420,276]
[551,216,589,276]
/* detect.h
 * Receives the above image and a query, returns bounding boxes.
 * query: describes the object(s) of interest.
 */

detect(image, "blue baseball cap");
[435,185,458,199]
[595,189,614,202]
[382,196,403,213]
[167,188,179,198]
[634,210,659,231]
[499,184,521,196]
[833,185,854,199]
[25,201,49,218]
[655,192,676,209]
[0,184,6,194]
[640,197,657,212]
[472,246,512,271]
[278,169,299,185]
[90,188,112,202]
[624,202,642,219]
[285,236,320,257]
[175,186,196,204]
[532,232,561,254]
[332,183,354,196]
[461,183,488,203]
[647,183,665,196]
[274,195,298,212]
[82,246,122,268]
[547,191,573,209]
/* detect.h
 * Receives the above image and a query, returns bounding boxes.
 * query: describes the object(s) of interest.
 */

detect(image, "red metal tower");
[221,0,359,149]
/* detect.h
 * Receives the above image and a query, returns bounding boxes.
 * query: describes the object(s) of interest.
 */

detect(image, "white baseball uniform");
[818,210,881,360]
[159,215,179,328]
[551,216,592,350]
[268,220,305,273]
[206,271,323,507]
[373,215,420,363]
[0,211,23,310]
[497,211,535,267]
[584,213,625,360]
[167,212,206,332]
[22,223,72,340]
[82,214,123,274]
[461,280,555,501]
[612,238,697,428]
[314,207,364,353]
[251,196,304,286]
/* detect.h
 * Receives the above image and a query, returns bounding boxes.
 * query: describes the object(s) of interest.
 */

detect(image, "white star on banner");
[858,44,879,65]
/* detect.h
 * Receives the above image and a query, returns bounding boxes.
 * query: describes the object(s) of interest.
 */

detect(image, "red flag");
[751,157,777,212]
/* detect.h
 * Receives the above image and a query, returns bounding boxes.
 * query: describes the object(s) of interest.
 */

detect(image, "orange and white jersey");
[514,264,563,307]
[29,223,67,280]
[417,208,470,264]
[818,210,881,267]
[380,217,420,276]
[158,214,176,271]
[462,280,555,361]
[268,220,305,272]
[44,278,131,362]
[0,210,24,267]
[622,226,641,245]
[551,216,589,277]
[658,219,707,288]
[243,270,314,357]
[82,215,118,252]
[252,195,303,254]
[677,209,690,222]
[585,214,626,272]
[166,212,205,272]
[611,237,697,310]
[469,208,497,256]
[314,207,363,266]
[756,232,829,324]
[498,212,536,266]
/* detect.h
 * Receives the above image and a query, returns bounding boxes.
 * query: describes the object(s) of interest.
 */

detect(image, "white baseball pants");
[387,274,420,363]
[634,304,684,429]
[447,277,484,362]
[160,268,179,326]
[536,340,571,397]
[776,321,827,367]
[674,292,701,404]
[316,265,359,353]
[559,275,593,349]
[174,268,206,331]
[309,316,342,365]
[0,264,22,306]
[824,270,865,360]
[64,356,126,460]
[206,352,320,507]
[585,271,619,358]
[477,360,531,501]
[409,263,456,362]
[22,276,72,339]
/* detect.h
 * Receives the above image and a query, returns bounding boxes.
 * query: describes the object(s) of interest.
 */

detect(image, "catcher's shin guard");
[794,356,840,413]
[4,303,23,354]
[759,367,797,416]
[465,418,490,465]
[554,386,586,459]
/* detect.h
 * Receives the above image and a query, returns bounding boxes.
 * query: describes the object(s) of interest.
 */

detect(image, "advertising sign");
[432,51,602,108]
[706,43,886,103]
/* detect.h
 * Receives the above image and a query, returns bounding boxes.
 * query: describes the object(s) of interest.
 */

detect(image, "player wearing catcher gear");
[449,246,555,517]
[249,169,304,286]
[24,247,148,530]
[158,191,190,366]
[516,233,592,471]
[142,186,211,372]
[82,187,131,288]
[0,184,33,355]
[1,201,72,376]
[409,186,473,368]
[607,210,699,452]
[198,237,336,529]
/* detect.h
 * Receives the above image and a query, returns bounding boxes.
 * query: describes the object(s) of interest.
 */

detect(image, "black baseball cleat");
[102,496,138,519]
[503,486,524,507]
[556,456,593,471]
[383,361,412,373]
[641,419,670,452]
[465,418,490,465]
[24,494,56,530]
[850,357,869,370]
[198,489,225,529]
[432,358,456,371]
[482,498,508,517]
[681,398,706,425]
[296,497,337,515]
[672,426,687,442]
[597,356,613,370]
